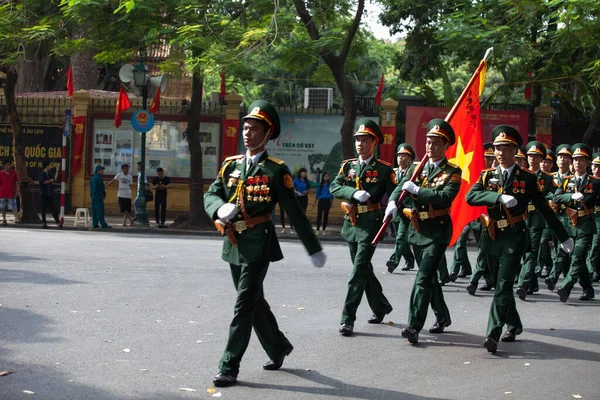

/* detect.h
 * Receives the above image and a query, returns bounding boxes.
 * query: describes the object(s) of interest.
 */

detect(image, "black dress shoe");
[339,324,353,336]
[368,308,392,324]
[545,278,555,291]
[457,269,470,278]
[593,272,600,282]
[428,319,451,334]
[484,336,498,353]
[400,263,414,271]
[213,372,237,387]
[466,284,476,296]
[500,327,522,342]
[516,287,527,300]
[401,327,419,344]
[579,292,595,301]
[386,260,396,273]
[449,272,457,282]
[263,346,293,370]
[557,287,569,302]
[480,284,493,291]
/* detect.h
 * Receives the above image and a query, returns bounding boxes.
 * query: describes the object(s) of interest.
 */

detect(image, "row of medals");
[227,177,272,203]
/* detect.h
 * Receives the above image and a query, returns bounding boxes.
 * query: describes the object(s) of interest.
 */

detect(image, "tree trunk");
[331,66,357,160]
[15,43,51,93]
[171,72,211,229]
[3,67,41,223]
[71,30,99,90]
[582,89,600,148]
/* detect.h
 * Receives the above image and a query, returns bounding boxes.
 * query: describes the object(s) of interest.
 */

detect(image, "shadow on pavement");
[241,368,447,400]
[0,251,47,263]
[526,328,600,346]
[0,268,83,285]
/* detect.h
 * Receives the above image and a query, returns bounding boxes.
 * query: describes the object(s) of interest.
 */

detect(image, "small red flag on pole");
[66,65,74,97]
[220,70,226,100]
[114,84,131,128]
[149,88,160,114]
[524,71,532,100]
[375,73,384,106]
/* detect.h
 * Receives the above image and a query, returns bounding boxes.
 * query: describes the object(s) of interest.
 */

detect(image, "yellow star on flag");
[448,137,474,183]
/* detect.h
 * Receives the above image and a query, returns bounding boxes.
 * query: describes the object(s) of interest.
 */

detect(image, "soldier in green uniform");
[331,119,396,336]
[515,146,528,169]
[545,144,574,290]
[204,100,325,387]
[552,143,599,302]
[386,143,417,273]
[90,165,110,228]
[387,119,461,344]
[538,150,557,278]
[515,141,557,300]
[466,126,571,353]
[589,153,600,282]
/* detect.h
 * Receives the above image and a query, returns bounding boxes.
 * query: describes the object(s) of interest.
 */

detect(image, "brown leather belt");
[232,213,272,233]
[528,204,536,212]
[566,207,593,218]
[417,208,450,220]
[357,203,380,214]
[495,213,527,229]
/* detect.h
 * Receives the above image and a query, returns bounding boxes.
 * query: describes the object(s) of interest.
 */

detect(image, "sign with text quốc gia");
[0,124,70,180]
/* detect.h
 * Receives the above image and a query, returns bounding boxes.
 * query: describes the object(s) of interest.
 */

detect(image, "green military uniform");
[516,141,557,299]
[90,165,110,228]
[331,119,395,333]
[587,152,600,282]
[552,143,599,302]
[390,119,461,343]
[545,145,574,289]
[204,101,322,382]
[449,220,480,280]
[386,143,416,273]
[538,150,557,276]
[466,126,569,353]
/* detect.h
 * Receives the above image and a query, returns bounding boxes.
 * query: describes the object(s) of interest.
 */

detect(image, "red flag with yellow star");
[445,60,488,246]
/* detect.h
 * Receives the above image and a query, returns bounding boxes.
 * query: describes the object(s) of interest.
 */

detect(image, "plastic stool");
[74,208,90,227]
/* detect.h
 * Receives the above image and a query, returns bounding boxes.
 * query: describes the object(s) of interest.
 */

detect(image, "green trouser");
[548,247,571,285]
[408,243,450,332]
[91,197,107,227]
[518,227,543,291]
[341,241,392,325]
[560,233,594,298]
[588,216,600,275]
[219,261,291,376]
[469,247,494,287]
[450,223,479,275]
[486,252,523,342]
[438,254,450,283]
[387,219,415,271]
[538,228,554,273]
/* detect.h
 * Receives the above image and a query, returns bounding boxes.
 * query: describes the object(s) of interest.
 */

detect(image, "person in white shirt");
[106,164,134,226]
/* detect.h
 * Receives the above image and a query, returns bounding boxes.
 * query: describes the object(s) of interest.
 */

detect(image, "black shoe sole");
[484,338,498,353]
[401,329,418,344]
[516,287,527,301]
[263,346,293,370]
[557,288,568,302]
[467,285,476,296]
[545,278,555,291]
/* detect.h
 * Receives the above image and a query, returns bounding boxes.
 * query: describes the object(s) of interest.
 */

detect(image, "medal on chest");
[245,175,271,203]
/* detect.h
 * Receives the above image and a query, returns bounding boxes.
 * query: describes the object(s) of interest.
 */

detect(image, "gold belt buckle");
[527,204,536,212]
[497,219,508,229]
[233,220,247,233]
[578,210,586,217]
[419,211,429,220]
[595,206,600,213]
[357,205,368,214]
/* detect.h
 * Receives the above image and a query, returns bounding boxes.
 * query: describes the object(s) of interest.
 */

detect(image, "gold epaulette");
[377,159,392,167]
[413,161,421,166]
[563,175,574,180]
[590,175,600,180]
[338,159,356,174]
[224,154,244,162]
[542,171,554,177]
[267,156,285,165]
[445,161,459,169]
[483,168,495,172]
[520,168,535,176]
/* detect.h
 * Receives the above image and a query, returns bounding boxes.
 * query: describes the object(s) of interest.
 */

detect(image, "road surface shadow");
[0,251,47,263]
[0,268,83,285]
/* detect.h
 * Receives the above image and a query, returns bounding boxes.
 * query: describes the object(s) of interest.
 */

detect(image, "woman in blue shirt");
[315,172,333,235]
[293,168,310,214]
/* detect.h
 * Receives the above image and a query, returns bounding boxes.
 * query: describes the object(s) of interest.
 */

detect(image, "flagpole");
[371,48,493,247]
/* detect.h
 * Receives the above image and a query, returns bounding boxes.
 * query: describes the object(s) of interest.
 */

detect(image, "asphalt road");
[1,229,599,400]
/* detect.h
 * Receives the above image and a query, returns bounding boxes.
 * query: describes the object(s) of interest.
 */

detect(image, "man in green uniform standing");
[204,100,325,387]
[545,144,574,290]
[552,143,599,302]
[538,149,557,278]
[331,119,396,337]
[589,153,600,282]
[386,143,416,273]
[466,126,572,353]
[387,119,461,344]
[90,165,110,229]
[515,141,557,300]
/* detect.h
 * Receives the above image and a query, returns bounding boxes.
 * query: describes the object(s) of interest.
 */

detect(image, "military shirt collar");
[429,158,444,169]
[245,150,266,168]
[499,163,517,177]
[358,155,374,166]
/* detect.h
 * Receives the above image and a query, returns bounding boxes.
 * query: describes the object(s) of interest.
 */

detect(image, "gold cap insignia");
[400,147,405,152]
[531,146,537,151]
[359,124,365,131]
[433,125,440,132]
[499,132,507,139]
[252,106,260,114]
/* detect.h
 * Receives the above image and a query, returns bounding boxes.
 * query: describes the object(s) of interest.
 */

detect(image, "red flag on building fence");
[66,65,74,97]
[524,71,532,100]
[220,70,226,100]
[149,88,160,114]
[375,73,384,106]
[114,84,131,128]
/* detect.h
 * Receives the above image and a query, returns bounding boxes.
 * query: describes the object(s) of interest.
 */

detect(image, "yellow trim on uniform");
[267,156,285,165]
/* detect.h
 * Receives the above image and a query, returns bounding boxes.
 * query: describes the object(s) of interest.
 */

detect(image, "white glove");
[384,202,398,220]
[561,238,574,254]
[311,250,326,268]
[402,181,420,195]
[571,192,584,201]
[498,194,517,208]
[216,203,237,221]
[352,190,371,203]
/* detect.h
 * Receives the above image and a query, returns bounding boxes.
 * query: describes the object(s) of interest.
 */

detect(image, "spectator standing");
[90,165,110,228]
[134,161,147,219]
[315,172,333,235]
[106,164,134,226]
[39,161,62,228]
[292,167,311,234]
[151,167,171,227]
[0,160,19,225]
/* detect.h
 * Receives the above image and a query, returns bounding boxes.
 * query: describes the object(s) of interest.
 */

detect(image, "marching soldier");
[386,143,417,273]
[589,152,600,282]
[331,119,396,336]
[387,119,461,344]
[204,100,326,387]
[545,144,575,290]
[466,126,571,353]
[515,146,528,169]
[538,149,557,278]
[552,143,599,302]
[515,141,557,300]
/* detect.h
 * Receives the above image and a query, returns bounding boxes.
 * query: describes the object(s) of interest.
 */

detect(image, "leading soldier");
[204,100,326,387]
[466,126,572,353]
[331,119,396,337]
[589,152,600,282]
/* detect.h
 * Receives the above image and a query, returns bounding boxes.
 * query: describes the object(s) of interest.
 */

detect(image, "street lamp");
[133,60,150,226]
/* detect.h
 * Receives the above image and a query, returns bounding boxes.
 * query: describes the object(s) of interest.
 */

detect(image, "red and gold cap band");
[426,125,450,142]
[484,150,495,157]
[397,147,411,155]
[572,148,590,158]
[355,125,379,142]
[246,107,273,128]
[592,156,600,164]
[527,145,544,156]
[557,148,572,156]
[493,132,520,147]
